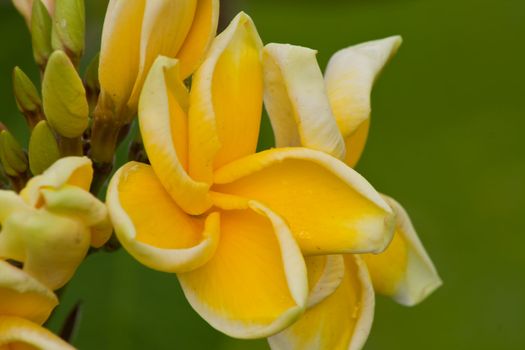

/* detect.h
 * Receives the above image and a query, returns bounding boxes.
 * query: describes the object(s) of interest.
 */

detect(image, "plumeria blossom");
[107,13,395,339]
[0,260,73,349]
[97,0,219,121]
[263,38,442,348]
[0,157,112,290]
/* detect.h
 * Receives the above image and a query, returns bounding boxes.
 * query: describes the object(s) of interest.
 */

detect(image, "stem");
[58,136,83,157]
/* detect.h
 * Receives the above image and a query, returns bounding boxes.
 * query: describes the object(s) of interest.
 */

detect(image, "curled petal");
[188,12,264,183]
[363,195,442,306]
[139,56,212,215]
[0,209,90,290]
[177,0,220,78]
[325,36,402,166]
[0,260,58,325]
[0,316,74,350]
[0,190,28,223]
[107,162,219,273]
[269,255,374,350]
[40,185,112,248]
[263,43,345,160]
[214,148,395,255]
[178,201,308,339]
[305,255,345,309]
[21,156,93,207]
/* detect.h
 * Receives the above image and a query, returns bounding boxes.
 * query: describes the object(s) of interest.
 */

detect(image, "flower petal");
[263,43,345,160]
[362,195,442,306]
[178,201,308,339]
[40,185,112,248]
[325,36,402,167]
[0,190,28,222]
[213,147,395,255]
[98,0,145,117]
[107,162,219,273]
[304,255,345,309]
[0,316,74,350]
[188,12,263,183]
[0,260,58,325]
[268,255,374,350]
[20,156,93,207]
[139,56,212,215]
[0,209,90,290]
[127,0,198,110]
[177,0,220,78]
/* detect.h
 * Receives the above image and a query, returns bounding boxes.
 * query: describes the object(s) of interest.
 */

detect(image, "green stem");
[58,136,83,157]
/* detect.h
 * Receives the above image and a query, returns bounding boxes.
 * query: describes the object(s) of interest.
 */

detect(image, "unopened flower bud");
[31,0,53,69]
[12,67,44,129]
[0,130,28,177]
[51,0,85,66]
[28,120,60,175]
[42,50,88,138]
[11,0,55,27]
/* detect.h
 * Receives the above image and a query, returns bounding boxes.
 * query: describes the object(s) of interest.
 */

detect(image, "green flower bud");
[84,53,100,112]
[0,130,28,177]
[12,67,44,129]
[42,50,89,138]
[51,0,85,66]
[29,120,60,175]
[31,0,53,69]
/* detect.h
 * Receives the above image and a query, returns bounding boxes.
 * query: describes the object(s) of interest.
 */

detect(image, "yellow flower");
[263,38,442,349]
[97,0,220,121]
[0,260,74,349]
[0,157,112,290]
[107,13,395,339]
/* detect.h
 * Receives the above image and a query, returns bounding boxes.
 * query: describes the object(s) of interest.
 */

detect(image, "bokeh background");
[1,0,524,349]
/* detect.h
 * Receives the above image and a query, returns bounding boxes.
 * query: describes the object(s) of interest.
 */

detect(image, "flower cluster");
[0,0,441,349]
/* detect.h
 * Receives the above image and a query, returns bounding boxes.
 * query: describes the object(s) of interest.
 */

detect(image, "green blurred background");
[1,0,524,348]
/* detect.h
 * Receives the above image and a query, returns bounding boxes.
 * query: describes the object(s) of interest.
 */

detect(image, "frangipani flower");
[0,157,112,290]
[0,260,73,349]
[107,13,395,339]
[97,0,219,121]
[263,38,442,348]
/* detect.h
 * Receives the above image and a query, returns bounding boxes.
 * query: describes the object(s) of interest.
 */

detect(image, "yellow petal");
[0,260,58,325]
[362,195,442,306]
[178,201,308,339]
[304,255,345,309]
[269,255,374,350]
[0,316,74,350]
[107,162,219,273]
[214,147,395,255]
[263,43,345,160]
[177,0,220,78]
[188,12,263,183]
[40,185,112,248]
[139,56,212,215]
[0,209,90,290]
[20,156,93,207]
[98,0,145,118]
[127,0,198,110]
[325,36,402,167]
[0,190,28,222]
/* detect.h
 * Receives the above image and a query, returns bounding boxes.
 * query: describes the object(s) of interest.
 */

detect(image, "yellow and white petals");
[269,255,374,350]
[0,209,90,290]
[98,0,145,119]
[107,162,220,273]
[40,185,112,248]
[214,147,395,255]
[188,12,264,183]
[177,0,220,79]
[139,56,212,215]
[127,0,197,109]
[178,201,308,339]
[12,0,55,26]
[304,255,345,309]
[0,260,58,325]
[263,43,345,160]
[0,316,74,350]
[21,156,93,207]
[325,36,402,167]
[363,196,442,306]
[0,191,28,222]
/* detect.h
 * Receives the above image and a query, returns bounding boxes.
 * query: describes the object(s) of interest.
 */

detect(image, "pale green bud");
[31,0,53,69]
[28,120,60,175]
[42,50,89,138]
[0,130,28,177]
[12,67,44,129]
[51,0,85,66]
